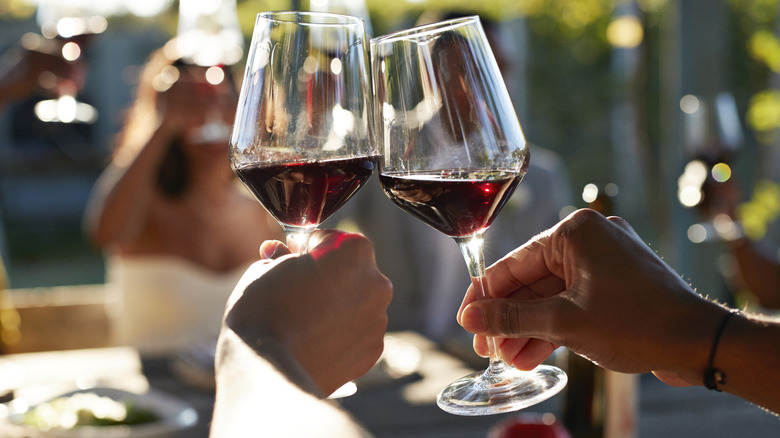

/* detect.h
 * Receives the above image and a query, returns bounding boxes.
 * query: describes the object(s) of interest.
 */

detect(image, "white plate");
[10,387,199,438]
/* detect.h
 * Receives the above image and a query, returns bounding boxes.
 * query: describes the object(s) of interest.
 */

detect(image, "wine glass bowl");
[371,16,567,415]
[230,11,375,255]
[176,0,244,68]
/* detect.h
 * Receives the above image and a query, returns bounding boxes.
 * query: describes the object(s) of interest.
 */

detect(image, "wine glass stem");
[284,226,315,255]
[455,232,501,366]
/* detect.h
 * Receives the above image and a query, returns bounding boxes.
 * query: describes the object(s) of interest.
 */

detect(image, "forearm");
[0,51,23,116]
[0,48,27,105]
[212,330,369,437]
[644,299,780,417]
[729,238,780,308]
[712,312,780,414]
[84,122,173,247]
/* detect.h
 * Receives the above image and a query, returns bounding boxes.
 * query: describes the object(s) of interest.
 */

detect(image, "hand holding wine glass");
[371,16,567,415]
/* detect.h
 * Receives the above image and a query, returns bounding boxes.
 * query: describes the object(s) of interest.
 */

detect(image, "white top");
[106,255,248,356]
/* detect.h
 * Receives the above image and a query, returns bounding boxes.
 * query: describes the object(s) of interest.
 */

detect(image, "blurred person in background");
[0,37,84,252]
[0,36,82,114]
[84,40,282,357]
[0,39,84,353]
[696,174,780,311]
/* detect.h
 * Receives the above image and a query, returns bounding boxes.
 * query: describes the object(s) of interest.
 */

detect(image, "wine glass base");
[436,364,567,416]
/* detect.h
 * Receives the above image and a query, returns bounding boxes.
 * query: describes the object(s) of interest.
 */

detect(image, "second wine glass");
[371,16,567,415]
[230,11,376,255]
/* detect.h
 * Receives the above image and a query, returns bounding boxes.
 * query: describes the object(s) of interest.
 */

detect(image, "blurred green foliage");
[729,0,780,239]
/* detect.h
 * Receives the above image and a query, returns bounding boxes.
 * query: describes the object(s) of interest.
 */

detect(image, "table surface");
[1,332,778,438]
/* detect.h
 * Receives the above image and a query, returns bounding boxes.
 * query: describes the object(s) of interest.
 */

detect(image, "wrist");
[218,327,324,398]
[703,309,740,391]
[662,300,732,387]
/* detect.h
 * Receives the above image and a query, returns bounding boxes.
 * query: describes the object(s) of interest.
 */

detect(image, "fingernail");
[259,242,277,259]
[460,305,487,333]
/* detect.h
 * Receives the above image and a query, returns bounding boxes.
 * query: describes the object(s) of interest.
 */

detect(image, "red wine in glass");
[235,155,378,228]
[379,170,522,237]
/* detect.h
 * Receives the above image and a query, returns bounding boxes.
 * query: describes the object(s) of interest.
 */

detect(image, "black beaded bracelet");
[703,309,739,391]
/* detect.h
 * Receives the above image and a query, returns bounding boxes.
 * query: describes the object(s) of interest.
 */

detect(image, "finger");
[260,240,289,259]
[498,273,566,301]
[473,334,556,372]
[506,339,557,371]
[307,228,345,250]
[456,283,479,323]
[458,273,564,329]
[472,334,490,358]
[484,236,560,301]
[472,335,525,359]
[460,296,568,341]
[309,230,376,265]
[606,215,642,239]
[38,55,73,78]
[497,336,530,358]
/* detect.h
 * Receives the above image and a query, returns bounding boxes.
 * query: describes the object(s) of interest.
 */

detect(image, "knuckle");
[378,274,393,306]
[570,207,602,223]
[364,328,386,366]
[498,303,523,336]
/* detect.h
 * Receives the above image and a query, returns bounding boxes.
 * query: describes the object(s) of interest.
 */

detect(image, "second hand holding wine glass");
[230,11,375,397]
[371,16,567,415]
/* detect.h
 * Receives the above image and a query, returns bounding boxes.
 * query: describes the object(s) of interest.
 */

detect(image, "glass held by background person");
[32,0,105,124]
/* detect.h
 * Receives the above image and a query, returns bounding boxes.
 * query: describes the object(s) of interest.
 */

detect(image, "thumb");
[459,298,554,339]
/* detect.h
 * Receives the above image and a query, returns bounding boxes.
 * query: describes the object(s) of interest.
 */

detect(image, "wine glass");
[229,11,374,396]
[175,0,244,145]
[677,93,745,243]
[176,0,244,68]
[371,16,567,415]
[34,0,104,124]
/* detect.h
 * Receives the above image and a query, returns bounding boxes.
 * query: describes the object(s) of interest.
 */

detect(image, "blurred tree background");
[1,0,780,307]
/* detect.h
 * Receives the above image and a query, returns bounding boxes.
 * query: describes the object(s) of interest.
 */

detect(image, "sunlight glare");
[607,16,644,48]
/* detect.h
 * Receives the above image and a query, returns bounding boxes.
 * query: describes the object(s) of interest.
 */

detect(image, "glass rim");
[256,10,365,28]
[370,15,480,46]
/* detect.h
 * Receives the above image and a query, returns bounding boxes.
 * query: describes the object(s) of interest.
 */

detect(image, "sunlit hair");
[112,41,237,199]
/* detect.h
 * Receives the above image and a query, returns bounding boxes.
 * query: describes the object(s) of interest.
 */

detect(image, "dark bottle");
[560,183,637,438]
